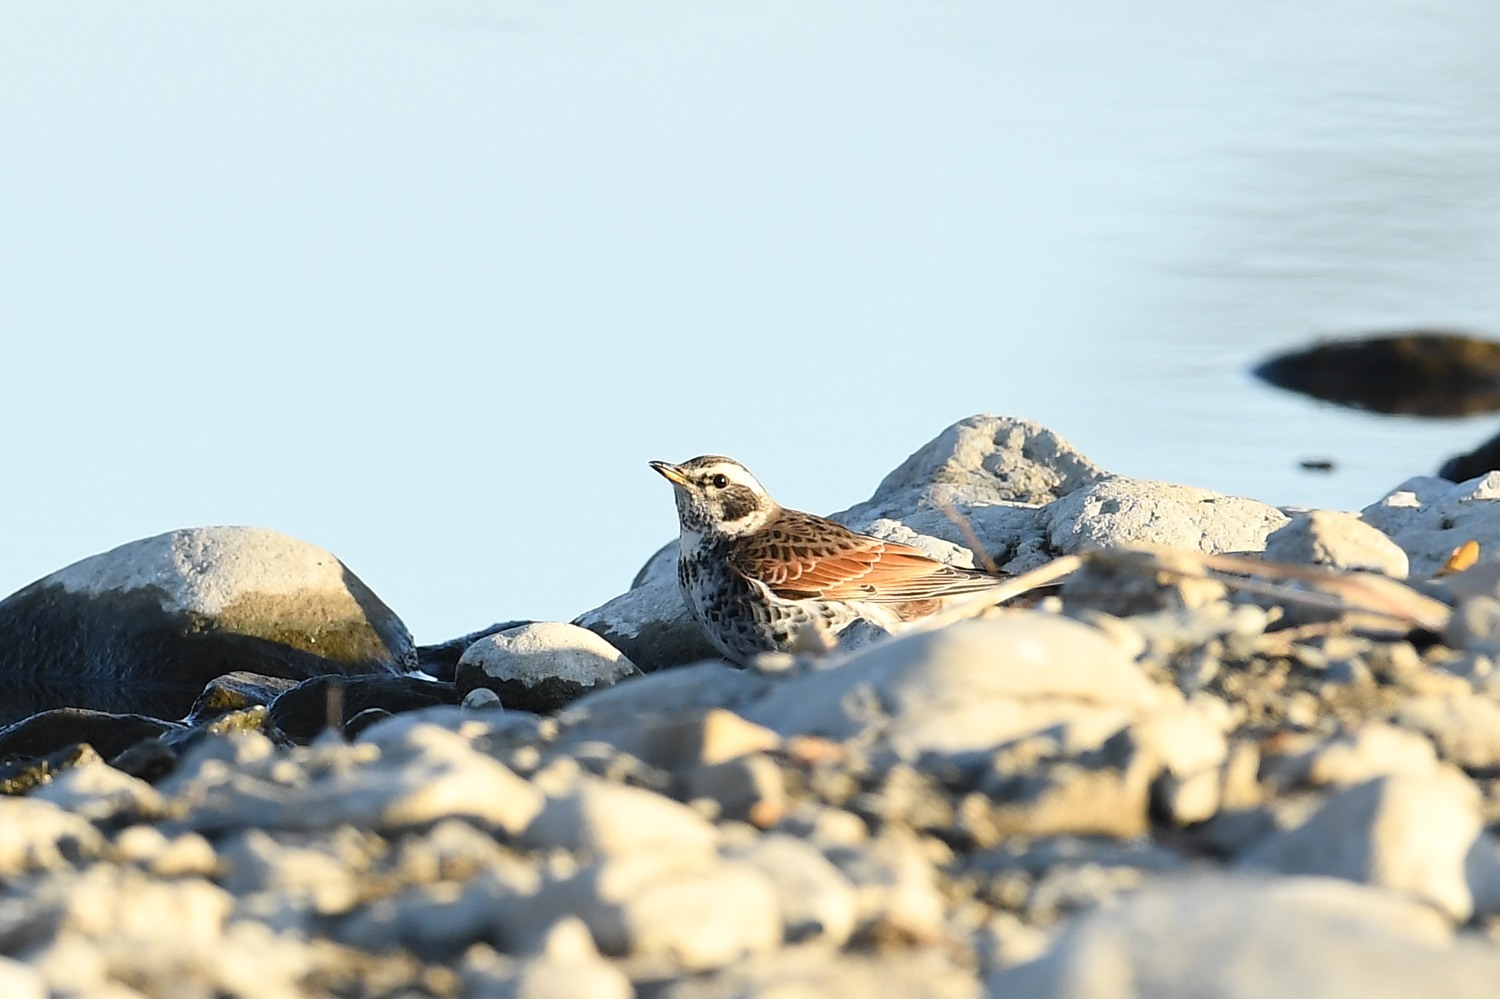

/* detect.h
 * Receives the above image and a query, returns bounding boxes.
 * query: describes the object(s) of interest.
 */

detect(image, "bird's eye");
[711,474,728,489]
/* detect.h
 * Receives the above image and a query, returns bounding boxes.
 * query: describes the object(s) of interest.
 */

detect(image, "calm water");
[2,2,1499,641]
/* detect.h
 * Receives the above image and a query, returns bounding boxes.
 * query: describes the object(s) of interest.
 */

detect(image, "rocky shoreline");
[5,414,1500,997]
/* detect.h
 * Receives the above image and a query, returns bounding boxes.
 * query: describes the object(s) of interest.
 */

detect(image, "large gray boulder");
[0,527,416,720]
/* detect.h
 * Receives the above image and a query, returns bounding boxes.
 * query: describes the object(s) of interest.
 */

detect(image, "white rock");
[1444,595,1500,657]
[0,798,104,874]
[336,869,530,960]
[1238,770,1483,920]
[1394,693,1500,769]
[826,829,947,942]
[744,613,1178,760]
[662,949,983,999]
[462,920,633,999]
[686,753,786,825]
[31,761,167,823]
[1362,474,1500,577]
[0,958,45,999]
[520,776,717,857]
[1127,697,1233,825]
[1264,511,1409,577]
[462,686,503,710]
[1128,697,1233,777]
[566,708,781,774]
[219,828,364,919]
[1304,724,1441,787]
[845,414,1105,514]
[456,622,641,713]
[170,723,544,836]
[727,834,859,947]
[112,825,218,878]
[988,875,1495,999]
[1047,477,1290,555]
[1,866,299,999]
[514,851,782,971]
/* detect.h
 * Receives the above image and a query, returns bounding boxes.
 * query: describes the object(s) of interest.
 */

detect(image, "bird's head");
[649,455,779,540]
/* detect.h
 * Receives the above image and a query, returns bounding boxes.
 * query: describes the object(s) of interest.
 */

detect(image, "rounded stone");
[0,526,416,720]
[744,613,1177,759]
[1264,511,1409,577]
[456,622,642,714]
[990,875,1499,999]
[1238,769,1482,921]
[520,777,717,857]
[1047,477,1290,556]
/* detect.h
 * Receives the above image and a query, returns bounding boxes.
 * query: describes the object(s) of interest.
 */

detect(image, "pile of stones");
[4,415,1500,998]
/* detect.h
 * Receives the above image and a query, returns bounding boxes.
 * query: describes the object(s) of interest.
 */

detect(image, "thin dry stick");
[933,495,1000,574]
[905,554,1082,633]
[1085,546,1451,633]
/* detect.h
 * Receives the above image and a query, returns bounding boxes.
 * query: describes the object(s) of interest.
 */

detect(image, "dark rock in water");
[0,676,204,729]
[0,526,418,722]
[416,621,531,681]
[184,671,301,725]
[267,674,457,742]
[1440,429,1500,482]
[344,707,394,739]
[1254,331,1500,416]
[0,708,182,763]
[0,742,99,795]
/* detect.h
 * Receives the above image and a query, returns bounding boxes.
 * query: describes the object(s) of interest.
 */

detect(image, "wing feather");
[728,510,1002,602]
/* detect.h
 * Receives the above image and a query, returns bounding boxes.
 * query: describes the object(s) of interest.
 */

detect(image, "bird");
[649,455,1007,664]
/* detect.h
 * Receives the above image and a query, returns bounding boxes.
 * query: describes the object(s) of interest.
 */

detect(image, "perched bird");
[650,455,1006,664]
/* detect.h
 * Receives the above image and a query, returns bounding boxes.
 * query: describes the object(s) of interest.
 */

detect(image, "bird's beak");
[649,460,689,487]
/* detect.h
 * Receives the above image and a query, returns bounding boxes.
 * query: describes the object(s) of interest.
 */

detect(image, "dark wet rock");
[344,708,394,740]
[0,709,181,764]
[267,675,457,742]
[1255,331,1500,416]
[184,671,300,725]
[0,743,101,796]
[1440,428,1500,483]
[456,623,641,714]
[0,526,418,722]
[108,735,185,784]
[416,620,530,682]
